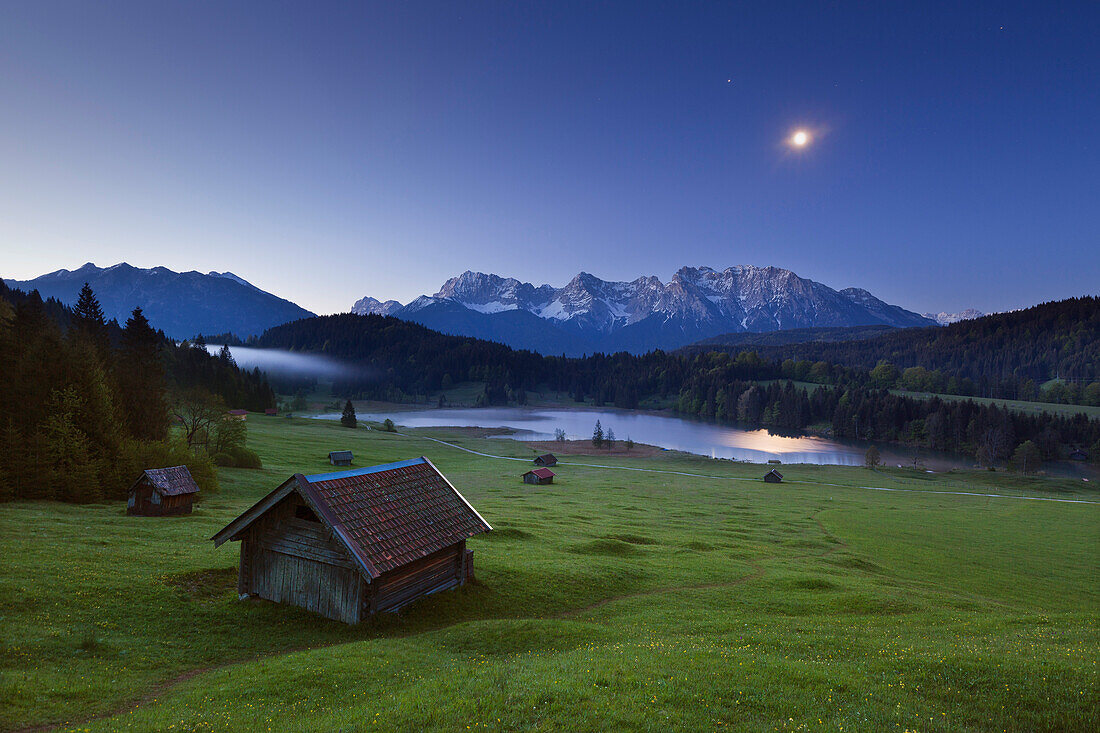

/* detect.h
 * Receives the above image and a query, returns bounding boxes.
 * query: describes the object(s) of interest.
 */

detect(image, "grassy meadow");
[0,415,1097,731]
[889,390,1100,419]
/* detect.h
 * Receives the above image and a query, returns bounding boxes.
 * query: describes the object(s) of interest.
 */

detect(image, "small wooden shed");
[764,468,783,483]
[265,408,278,416]
[227,409,248,420]
[328,450,353,466]
[534,453,558,467]
[128,466,200,516]
[1069,448,1088,461]
[211,457,492,623]
[523,468,555,485]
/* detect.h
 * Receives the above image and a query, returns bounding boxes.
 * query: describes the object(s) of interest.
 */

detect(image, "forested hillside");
[0,280,275,502]
[688,297,1100,402]
[256,311,1100,465]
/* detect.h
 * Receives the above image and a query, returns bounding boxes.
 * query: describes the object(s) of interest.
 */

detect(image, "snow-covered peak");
[208,271,261,291]
[922,309,985,325]
[351,296,404,316]
[350,265,933,338]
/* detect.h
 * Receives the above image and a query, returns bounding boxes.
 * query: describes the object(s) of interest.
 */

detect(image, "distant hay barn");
[128,466,200,516]
[1069,448,1088,461]
[265,408,278,416]
[534,453,558,467]
[328,450,353,466]
[764,469,783,483]
[211,458,492,623]
[523,468,555,485]
[227,409,249,420]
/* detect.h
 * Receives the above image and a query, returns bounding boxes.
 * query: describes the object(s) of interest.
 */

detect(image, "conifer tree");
[73,282,109,354]
[341,400,357,428]
[118,307,168,441]
[591,419,603,448]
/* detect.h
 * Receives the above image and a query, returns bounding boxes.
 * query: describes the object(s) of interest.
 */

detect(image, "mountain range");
[352,266,936,355]
[921,309,986,326]
[4,263,315,339]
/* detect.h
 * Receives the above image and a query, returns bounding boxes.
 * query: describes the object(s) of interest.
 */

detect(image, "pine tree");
[591,420,603,448]
[118,308,168,441]
[341,400,357,428]
[72,282,109,354]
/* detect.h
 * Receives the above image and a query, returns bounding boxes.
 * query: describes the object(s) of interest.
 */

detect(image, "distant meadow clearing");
[0,416,1097,732]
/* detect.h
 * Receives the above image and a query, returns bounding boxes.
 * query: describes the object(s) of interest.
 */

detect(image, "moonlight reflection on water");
[313,406,980,470]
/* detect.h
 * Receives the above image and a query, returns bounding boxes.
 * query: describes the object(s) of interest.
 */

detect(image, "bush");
[383,418,396,432]
[121,438,219,493]
[227,446,262,469]
[212,452,235,467]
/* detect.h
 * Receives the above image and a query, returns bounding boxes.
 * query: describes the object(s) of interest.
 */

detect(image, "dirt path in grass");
[12,642,340,733]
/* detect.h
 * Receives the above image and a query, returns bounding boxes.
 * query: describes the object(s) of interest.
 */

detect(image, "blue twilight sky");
[1,1,1097,316]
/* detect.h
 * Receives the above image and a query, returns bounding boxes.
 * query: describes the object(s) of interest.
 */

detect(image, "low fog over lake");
[205,345,352,379]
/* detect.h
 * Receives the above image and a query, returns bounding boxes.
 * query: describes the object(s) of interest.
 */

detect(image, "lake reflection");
[316,406,977,469]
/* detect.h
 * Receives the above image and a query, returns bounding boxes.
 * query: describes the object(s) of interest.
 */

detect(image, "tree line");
[0,280,275,502]
[254,310,1100,465]
[687,296,1100,404]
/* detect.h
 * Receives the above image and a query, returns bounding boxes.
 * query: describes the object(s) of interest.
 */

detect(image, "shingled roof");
[524,468,555,480]
[211,458,491,579]
[132,466,200,496]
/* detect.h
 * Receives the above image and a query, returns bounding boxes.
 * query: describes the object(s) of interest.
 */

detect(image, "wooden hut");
[523,468,555,485]
[128,466,200,516]
[763,468,783,483]
[328,450,353,466]
[534,453,558,467]
[211,457,492,623]
[227,409,248,420]
[265,408,278,416]
[1069,448,1088,461]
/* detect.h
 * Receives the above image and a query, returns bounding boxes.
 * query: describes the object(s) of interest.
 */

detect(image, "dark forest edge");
[0,280,275,502]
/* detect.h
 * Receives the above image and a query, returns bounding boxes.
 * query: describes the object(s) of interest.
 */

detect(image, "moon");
[790,129,810,148]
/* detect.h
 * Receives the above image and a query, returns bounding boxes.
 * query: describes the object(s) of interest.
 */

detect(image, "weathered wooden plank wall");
[372,542,465,613]
[241,493,363,623]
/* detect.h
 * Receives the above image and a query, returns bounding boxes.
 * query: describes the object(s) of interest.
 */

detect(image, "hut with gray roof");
[127,466,200,516]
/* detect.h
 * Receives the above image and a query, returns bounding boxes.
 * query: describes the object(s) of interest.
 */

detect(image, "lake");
[314,406,984,470]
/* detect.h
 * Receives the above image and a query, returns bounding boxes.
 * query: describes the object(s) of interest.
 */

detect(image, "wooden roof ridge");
[293,473,381,579]
[525,467,555,478]
[422,456,493,533]
[210,476,299,548]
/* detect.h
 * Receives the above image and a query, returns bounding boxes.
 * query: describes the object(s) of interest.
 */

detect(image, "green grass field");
[1,416,1097,732]
[890,390,1100,419]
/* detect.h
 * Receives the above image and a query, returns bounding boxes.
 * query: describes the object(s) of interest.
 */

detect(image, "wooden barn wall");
[371,542,465,613]
[242,493,364,623]
[127,481,193,516]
